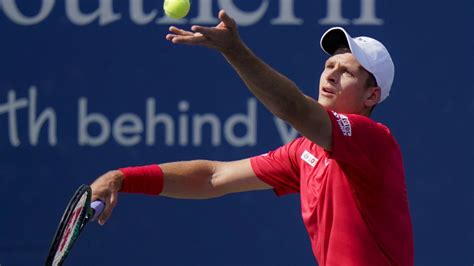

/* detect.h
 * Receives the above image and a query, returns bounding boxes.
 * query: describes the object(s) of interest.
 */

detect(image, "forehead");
[326,50,363,70]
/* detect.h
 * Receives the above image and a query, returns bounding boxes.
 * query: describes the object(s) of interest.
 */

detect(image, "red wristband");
[118,165,164,195]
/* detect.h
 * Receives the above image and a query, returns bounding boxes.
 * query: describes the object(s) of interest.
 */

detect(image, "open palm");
[165,10,241,52]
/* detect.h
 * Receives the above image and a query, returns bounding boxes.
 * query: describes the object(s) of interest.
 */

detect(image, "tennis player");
[91,10,414,265]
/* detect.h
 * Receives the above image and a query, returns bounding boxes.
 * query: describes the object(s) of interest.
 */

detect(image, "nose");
[325,68,338,84]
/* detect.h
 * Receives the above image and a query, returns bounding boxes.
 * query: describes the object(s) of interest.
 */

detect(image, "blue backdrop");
[0,1,473,265]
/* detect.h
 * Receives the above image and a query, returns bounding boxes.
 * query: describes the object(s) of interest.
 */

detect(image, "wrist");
[221,38,246,57]
[118,165,164,195]
[108,170,125,191]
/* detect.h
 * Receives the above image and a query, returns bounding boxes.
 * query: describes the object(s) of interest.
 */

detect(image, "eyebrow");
[325,57,362,72]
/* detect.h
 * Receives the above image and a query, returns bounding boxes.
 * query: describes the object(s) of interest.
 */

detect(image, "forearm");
[116,159,267,199]
[159,160,225,199]
[222,42,311,121]
[90,161,228,225]
[221,42,332,149]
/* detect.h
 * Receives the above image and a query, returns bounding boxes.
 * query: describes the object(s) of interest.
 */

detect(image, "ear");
[364,86,381,108]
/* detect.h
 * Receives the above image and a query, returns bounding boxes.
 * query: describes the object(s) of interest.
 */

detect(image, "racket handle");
[90,200,105,221]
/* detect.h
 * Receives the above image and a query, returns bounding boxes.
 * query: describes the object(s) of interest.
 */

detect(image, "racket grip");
[90,200,105,221]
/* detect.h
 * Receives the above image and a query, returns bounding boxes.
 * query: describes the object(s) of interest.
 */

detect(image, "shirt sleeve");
[326,110,397,179]
[250,137,303,196]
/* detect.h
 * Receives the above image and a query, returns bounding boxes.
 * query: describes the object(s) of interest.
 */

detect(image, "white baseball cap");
[320,27,394,103]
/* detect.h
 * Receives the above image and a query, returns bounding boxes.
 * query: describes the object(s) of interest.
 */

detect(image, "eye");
[325,63,334,69]
[343,70,354,77]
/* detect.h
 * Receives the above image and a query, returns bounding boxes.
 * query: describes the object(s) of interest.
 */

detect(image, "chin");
[318,98,335,110]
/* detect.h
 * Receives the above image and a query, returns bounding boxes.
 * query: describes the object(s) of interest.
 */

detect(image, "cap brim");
[320,27,370,72]
[320,27,351,55]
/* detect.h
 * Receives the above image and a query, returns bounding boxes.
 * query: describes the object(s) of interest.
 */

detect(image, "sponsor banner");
[0,1,472,265]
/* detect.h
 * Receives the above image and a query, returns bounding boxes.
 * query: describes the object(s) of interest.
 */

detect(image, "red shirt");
[250,110,413,266]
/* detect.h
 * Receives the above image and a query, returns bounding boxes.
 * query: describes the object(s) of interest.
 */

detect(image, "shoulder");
[328,111,400,155]
[330,111,393,137]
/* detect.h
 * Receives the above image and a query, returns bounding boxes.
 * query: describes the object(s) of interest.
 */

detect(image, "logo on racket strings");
[58,206,84,252]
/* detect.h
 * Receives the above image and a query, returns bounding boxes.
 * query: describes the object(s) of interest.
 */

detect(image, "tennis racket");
[45,184,105,266]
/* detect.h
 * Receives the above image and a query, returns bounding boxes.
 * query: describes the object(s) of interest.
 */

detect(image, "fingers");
[165,33,177,41]
[166,25,208,46]
[169,26,194,36]
[98,191,117,225]
[218,10,237,29]
[166,32,208,45]
[167,35,206,45]
[165,10,238,49]
[191,25,217,37]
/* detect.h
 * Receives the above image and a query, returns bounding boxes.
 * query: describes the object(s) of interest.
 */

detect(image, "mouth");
[321,87,336,96]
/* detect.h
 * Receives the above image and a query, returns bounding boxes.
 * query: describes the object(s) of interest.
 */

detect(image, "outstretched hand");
[165,10,241,52]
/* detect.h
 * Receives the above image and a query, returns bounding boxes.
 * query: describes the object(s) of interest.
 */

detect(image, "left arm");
[166,10,332,150]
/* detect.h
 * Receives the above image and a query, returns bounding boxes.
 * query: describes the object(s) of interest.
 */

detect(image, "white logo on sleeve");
[332,111,352,136]
[301,150,318,167]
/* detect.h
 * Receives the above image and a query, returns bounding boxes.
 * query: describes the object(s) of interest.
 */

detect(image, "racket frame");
[45,185,93,266]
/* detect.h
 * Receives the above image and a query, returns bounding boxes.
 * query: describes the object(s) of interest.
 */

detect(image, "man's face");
[318,49,376,114]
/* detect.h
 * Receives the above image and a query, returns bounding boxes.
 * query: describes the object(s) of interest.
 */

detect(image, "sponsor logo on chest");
[301,150,318,167]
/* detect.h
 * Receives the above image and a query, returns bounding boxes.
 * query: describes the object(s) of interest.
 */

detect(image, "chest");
[297,148,351,213]
[298,149,331,198]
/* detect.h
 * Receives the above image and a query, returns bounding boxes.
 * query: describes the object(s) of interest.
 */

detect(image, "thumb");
[218,10,236,29]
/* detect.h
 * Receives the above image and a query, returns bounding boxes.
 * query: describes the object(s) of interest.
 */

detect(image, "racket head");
[45,184,92,266]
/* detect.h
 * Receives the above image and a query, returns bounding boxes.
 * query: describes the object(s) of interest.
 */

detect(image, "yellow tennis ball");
[164,0,191,19]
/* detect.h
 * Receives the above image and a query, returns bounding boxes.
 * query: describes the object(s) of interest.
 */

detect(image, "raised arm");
[90,158,270,224]
[166,10,332,150]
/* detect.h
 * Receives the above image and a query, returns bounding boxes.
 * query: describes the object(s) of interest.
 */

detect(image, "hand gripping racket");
[45,184,105,266]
